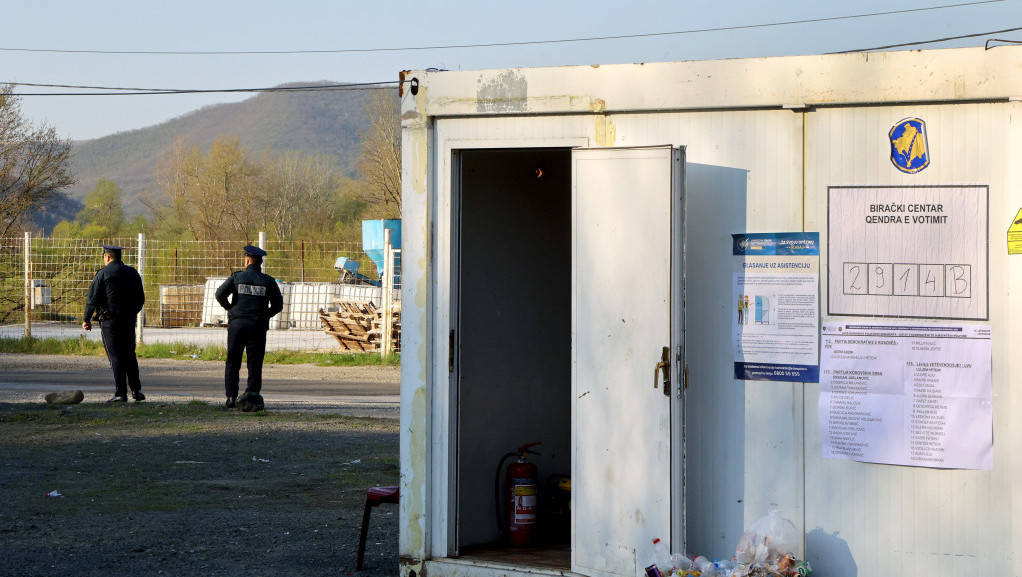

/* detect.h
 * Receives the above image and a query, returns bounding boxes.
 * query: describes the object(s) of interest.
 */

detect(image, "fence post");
[258,231,267,273]
[381,229,393,357]
[136,233,146,344]
[23,231,31,339]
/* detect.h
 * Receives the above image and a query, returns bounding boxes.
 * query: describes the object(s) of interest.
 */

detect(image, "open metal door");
[572,146,685,577]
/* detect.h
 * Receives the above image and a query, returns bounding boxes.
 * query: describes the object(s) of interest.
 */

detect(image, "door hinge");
[448,330,455,373]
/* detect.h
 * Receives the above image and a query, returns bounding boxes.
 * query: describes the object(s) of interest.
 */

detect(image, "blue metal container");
[362,219,402,280]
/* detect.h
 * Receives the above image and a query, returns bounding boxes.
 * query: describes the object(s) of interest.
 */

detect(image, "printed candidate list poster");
[732,232,820,382]
[820,322,992,470]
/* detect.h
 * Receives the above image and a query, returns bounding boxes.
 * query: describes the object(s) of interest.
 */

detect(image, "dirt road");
[0,354,399,417]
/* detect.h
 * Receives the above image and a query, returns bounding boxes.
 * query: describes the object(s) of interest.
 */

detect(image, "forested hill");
[67,81,379,216]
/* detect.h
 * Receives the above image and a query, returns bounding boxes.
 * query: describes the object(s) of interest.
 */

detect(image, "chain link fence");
[0,233,401,353]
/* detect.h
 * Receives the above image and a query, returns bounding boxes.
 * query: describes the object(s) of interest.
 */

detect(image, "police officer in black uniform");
[215,245,284,408]
[83,244,146,403]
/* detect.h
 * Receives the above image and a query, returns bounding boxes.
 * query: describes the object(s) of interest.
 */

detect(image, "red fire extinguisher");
[498,442,541,546]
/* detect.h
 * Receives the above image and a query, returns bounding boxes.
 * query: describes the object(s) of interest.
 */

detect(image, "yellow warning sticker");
[1009,208,1022,255]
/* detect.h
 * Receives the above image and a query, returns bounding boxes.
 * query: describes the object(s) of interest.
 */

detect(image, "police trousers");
[225,317,267,398]
[100,318,142,397]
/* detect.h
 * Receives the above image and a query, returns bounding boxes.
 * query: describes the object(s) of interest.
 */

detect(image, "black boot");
[226,397,236,408]
[132,391,146,402]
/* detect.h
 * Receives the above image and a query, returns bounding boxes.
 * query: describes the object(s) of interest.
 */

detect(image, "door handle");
[653,346,671,396]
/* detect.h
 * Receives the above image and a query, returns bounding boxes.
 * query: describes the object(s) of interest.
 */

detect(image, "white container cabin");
[398,46,1022,577]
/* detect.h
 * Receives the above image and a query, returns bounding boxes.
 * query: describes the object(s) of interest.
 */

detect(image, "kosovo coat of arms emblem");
[889,118,930,174]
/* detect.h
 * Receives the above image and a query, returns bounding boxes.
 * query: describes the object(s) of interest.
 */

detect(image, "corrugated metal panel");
[1005,102,1022,570]
[804,103,1016,576]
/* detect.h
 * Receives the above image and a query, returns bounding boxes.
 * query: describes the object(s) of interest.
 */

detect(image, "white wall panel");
[1007,101,1022,574]
[804,103,1017,576]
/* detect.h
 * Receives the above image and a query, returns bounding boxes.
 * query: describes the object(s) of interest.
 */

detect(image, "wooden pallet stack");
[318,300,401,352]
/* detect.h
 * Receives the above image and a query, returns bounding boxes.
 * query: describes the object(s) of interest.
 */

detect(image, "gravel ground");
[0,359,401,577]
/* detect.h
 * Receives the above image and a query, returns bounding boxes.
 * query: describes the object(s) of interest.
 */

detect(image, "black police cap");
[102,244,123,251]
[243,245,267,257]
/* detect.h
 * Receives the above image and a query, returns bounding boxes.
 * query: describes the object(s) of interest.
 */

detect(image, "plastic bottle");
[694,556,718,577]
[651,538,672,573]
[670,553,693,573]
[716,559,737,577]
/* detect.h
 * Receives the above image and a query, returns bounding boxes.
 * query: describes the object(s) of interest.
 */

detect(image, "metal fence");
[0,233,401,353]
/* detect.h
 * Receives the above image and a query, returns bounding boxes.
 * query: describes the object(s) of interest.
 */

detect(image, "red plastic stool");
[356,486,399,570]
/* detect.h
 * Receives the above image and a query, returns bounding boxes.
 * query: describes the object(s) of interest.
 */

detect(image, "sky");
[2,0,1020,141]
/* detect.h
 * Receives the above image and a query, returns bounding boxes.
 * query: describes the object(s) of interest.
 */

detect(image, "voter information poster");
[820,322,992,470]
[732,233,820,382]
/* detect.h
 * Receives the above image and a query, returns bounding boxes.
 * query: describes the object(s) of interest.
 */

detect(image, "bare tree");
[355,90,401,217]
[257,150,339,239]
[149,136,260,241]
[0,85,76,236]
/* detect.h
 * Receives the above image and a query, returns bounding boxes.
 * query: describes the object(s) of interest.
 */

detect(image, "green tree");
[51,219,82,238]
[122,214,148,236]
[76,178,125,237]
[0,84,76,235]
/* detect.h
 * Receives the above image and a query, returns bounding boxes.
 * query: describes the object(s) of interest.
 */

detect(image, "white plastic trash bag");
[735,510,799,564]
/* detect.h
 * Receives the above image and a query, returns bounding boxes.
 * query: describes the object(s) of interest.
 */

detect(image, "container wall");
[803,102,1020,576]
[429,110,806,561]
[404,55,1022,577]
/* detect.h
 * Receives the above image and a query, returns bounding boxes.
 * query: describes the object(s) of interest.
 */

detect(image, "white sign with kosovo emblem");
[827,185,989,320]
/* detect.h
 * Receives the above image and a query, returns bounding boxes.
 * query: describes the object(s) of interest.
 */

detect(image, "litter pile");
[646,511,812,577]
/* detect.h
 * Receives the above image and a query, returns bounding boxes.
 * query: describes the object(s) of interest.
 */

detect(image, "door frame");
[436,137,686,564]
[439,137,589,558]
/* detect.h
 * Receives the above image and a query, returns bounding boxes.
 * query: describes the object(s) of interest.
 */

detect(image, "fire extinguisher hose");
[494,451,519,540]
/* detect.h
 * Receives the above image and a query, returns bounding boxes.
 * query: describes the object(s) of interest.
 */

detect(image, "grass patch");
[0,335,105,356]
[0,402,397,429]
[136,341,226,361]
[0,336,399,367]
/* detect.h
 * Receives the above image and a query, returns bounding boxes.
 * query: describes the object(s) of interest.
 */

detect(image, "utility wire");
[0,0,1010,56]
[10,22,1020,96]
[8,81,400,96]
[831,25,1022,52]
[11,81,396,92]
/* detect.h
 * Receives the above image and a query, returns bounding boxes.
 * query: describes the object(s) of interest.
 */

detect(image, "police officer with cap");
[215,245,284,408]
[83,244,146,402]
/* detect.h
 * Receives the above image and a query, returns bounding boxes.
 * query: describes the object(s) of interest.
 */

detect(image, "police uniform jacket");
[84,260,145,322]
[215,264,284,325]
